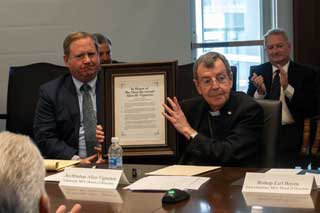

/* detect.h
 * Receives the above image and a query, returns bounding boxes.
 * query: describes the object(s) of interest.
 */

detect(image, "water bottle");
[108,137,123,169]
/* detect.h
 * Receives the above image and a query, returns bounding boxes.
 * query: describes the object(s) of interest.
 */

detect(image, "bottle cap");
[111,137,119,143]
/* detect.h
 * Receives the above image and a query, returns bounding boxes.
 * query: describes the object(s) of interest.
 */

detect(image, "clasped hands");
[79,125,105,164]
[162,97,197,140]
[251,64,288,95]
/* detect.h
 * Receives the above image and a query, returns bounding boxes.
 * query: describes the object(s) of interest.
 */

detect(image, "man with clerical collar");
[162,51,264,167]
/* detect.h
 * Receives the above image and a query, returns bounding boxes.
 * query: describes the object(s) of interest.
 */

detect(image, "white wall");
[0,0,192,130]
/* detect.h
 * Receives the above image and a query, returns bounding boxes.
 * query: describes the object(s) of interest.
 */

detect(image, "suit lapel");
[64,75,81,127]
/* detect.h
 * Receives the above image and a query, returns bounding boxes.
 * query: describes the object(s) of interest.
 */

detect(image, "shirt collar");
[272,61,290,73]
[209,110,221,117]
[72,76,97,95]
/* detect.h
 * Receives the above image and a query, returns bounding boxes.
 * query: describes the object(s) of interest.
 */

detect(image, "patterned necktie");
[81,84,97,156]
[269,70,280,100]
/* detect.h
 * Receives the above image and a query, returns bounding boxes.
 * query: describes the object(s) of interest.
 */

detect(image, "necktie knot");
[81,84,91,93]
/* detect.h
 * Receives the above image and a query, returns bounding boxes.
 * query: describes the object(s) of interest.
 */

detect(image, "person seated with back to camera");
[0,131,81,213]
[162,51,264,167]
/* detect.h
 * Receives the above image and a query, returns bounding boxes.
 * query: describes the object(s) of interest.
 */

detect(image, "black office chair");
[4,62,68,138]
[255,99,282,167]
[176,63,237,101]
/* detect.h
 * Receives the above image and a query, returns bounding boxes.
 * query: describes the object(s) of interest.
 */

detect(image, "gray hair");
[263,28,289,46]
[193,51,232,79]
[93,33,112,46]
[0,131,45,213]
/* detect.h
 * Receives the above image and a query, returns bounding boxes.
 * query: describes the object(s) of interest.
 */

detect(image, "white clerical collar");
[209,111,221,117]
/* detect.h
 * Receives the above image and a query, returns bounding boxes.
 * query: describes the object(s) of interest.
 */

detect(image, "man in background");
[34,32,105,163]
[93,33,113,64]
[163,51,263,166]
[0,131,81,213]
[247,28,318,168]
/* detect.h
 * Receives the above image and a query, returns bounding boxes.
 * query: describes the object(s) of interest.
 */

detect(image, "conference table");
[46,164,320,212]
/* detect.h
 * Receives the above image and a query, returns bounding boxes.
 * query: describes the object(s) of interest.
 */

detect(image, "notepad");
[145,165,220,176]
[44,159,80,171]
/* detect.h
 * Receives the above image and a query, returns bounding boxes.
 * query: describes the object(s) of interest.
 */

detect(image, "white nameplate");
[242,172,316,194]
[59,185,123,203]
[242,192,315,209]
[59,167,123,189]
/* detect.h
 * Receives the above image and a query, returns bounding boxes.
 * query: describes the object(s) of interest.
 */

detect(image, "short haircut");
[0,131,45,212]
[93,33,112,46]
[193,51,232,80]
[63,31,99,57]
[0,181,23,213]
[263,28,289,46]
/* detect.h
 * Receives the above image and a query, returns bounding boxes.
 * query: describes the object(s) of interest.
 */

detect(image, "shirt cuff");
[71,155,80,160]
[284,84,294,100]
[190,132,198,139]
[254,90,266,99]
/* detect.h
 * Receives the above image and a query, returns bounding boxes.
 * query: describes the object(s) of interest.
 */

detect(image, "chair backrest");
[176,63,237,101]
[6,62,68,138]
[255,99,282,167]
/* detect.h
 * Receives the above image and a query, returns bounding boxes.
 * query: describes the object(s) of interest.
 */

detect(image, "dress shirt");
[254,61,294,125]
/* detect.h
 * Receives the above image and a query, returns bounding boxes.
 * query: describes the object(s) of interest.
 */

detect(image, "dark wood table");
[46,165,320,212]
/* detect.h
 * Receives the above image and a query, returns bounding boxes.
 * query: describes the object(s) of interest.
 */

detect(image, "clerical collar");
[209,111,221,117]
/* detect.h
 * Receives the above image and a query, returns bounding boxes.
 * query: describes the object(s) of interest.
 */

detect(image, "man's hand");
[96,125,105,144]
[56,204,81,213]
[276,64,289,90]
[162,97,196,140]
[94,146,106,164]
[80,154,97,164]
[250,73,266,95]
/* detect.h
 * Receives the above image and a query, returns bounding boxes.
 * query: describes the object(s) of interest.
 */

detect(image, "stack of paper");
[44,159,80,171]
[145,165,220,176]
[124,175,210,191]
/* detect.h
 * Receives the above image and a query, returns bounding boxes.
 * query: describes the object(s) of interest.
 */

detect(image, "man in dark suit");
[247,28,317,168]
[34,32,105,163]
[162,52,263,167]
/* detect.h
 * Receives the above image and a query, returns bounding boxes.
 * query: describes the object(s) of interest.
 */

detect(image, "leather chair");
[255,99,282,167]
[4,62,68,138]
[176,63,237,101]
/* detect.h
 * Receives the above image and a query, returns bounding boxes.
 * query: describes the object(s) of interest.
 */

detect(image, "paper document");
[145,165,220,176]
[44,159,80,171]
[45,171,64,182]
[266,168,302,175]
[124,175,210,191]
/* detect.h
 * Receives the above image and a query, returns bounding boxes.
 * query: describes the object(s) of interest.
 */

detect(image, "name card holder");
[59,167,127,189]
[242,172,316,195]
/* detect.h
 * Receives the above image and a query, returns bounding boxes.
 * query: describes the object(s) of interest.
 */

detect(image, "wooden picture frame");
[102,61,177,157]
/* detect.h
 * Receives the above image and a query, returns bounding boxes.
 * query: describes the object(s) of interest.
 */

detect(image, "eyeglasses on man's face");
[198,73,229,87]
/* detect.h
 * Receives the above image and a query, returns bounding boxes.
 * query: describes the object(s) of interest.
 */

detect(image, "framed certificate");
[102,61,177,157]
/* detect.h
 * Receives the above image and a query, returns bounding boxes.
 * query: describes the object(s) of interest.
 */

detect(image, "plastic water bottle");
[108,137,123,169]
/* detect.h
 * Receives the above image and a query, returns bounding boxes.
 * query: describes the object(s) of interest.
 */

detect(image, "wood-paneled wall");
[293,0,320,65]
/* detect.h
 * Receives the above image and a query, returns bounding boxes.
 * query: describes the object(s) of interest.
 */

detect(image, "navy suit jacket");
[178,92,264,167]
[247,61,317,122]
[34,71,105,159]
